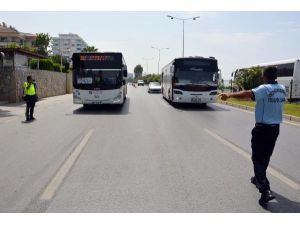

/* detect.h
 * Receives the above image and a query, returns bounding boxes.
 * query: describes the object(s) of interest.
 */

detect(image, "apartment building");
[51,33,88,61]
[0,22,36,48]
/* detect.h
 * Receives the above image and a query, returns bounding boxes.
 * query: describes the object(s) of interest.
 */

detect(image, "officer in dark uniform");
[219,66,286,206]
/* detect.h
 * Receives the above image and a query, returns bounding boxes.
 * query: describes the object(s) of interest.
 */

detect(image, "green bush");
[29,59,38,69]
[29,59,65,72]
[62,68,69,73]
[53,63,62,72]
[40,59,54,71]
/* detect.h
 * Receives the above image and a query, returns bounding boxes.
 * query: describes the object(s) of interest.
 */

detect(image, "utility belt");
[255,123,279,128]
[23,94,38,102]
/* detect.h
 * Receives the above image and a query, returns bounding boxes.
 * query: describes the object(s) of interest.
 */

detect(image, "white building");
[51,33,88,61]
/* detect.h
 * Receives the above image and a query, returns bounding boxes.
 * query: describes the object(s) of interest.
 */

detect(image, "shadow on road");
[0,108,16,118]
[171,102,229,112]
[262,191,300,213]
[72,98,130,116]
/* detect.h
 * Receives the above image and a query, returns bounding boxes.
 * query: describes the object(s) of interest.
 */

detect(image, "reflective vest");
[23,82,36,96]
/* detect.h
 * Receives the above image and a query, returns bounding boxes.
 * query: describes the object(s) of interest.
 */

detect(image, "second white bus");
[161,57,220,105]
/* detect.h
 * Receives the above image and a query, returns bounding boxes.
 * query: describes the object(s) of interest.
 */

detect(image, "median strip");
[40,129,94,201]
[217,100,300,127]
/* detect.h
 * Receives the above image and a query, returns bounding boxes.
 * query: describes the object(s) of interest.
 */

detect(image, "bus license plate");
[93,90,102,95]
[191,97,201,103]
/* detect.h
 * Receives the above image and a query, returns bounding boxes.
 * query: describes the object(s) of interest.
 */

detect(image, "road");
[0,85,299,212]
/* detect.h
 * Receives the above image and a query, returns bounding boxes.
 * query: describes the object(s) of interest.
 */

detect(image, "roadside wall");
[0,68,73,103]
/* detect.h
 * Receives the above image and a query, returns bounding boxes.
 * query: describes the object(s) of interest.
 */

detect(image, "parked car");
[148,82,162,93]
[137,80,144,86]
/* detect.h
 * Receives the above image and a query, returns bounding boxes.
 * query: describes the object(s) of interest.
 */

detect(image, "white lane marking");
[204,128,300,191]
[217,103,300,128]
[40,129,94,200]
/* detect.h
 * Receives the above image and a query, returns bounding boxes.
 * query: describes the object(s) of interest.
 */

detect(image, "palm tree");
[81,46,98,52]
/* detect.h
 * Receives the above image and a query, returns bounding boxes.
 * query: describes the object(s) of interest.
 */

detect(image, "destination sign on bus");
[80,55,114,61]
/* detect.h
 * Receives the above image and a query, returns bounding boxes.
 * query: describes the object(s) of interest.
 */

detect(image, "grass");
[217,97,300,118]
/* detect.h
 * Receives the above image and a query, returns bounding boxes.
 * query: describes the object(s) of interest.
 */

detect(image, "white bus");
[72,52,127,108]
[161,57,220,105]
[233,59,300,101]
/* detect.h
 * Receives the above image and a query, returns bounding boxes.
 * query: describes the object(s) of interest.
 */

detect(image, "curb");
[218,100,300,123]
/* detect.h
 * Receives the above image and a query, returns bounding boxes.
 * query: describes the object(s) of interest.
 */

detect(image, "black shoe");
[30,117,36,120]
[251,176,257,185]
[259,190,275,206]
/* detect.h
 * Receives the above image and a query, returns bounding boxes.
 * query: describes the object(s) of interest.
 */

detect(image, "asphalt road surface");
[0,85,299,212]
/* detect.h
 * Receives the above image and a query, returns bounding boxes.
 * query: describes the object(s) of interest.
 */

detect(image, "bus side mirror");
[124,70,128,77]
[218,69,221,80]
[170,65,174,73]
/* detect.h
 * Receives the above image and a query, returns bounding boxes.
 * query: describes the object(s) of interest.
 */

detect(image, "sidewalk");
[0,94,72,123]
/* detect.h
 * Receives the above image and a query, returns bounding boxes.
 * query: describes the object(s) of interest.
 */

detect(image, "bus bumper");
[172,91,217,104]
[73,89,124,105]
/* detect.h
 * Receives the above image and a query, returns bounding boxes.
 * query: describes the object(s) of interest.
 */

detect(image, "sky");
[1,11,300,79]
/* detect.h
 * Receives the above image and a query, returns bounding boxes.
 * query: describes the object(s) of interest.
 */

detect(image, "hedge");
[29,59,66,72]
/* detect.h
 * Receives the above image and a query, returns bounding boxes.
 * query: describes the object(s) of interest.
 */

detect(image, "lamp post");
[167,15,200,57]
[151,46,169,75]
[142,57,154,75]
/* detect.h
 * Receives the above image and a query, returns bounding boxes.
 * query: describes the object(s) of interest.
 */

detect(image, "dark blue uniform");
[251,81,286,193]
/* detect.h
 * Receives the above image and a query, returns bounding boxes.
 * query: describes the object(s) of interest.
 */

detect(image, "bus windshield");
[174,59,218,84]
[74,69,122,89]
[175,69,217,84]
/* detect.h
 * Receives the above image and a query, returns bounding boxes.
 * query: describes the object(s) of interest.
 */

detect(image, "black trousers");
[25,96,36,120]
[251,124,280,193]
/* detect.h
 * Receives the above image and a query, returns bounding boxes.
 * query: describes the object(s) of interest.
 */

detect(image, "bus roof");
[239,58,300,70]
[174,56,217,61]
[72,52,123,56]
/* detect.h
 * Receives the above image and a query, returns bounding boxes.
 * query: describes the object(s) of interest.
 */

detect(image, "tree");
[33,33,52,56]
[234,67,263,90]
[82,46,98,52]
[134,64,143,78]
[134,74,160,84]
[51,54,68,65]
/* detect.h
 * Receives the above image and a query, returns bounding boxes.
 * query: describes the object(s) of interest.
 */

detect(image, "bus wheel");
[83,104,90,109]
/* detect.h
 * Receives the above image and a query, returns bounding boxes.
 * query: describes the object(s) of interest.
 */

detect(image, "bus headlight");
[113,92,122,102]
[174,90,183,95]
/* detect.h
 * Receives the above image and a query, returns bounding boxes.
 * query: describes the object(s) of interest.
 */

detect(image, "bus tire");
[83,104,90,109]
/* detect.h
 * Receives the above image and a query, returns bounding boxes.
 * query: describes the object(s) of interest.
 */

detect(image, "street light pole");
[182,20,185,57]
[151,46,169,75]
[142,57,154,75]
[167,15,200,57]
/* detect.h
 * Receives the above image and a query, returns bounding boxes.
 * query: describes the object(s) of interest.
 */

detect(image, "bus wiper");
[199,81,215,85]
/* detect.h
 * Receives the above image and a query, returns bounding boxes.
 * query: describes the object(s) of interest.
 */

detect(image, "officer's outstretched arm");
[219,90,253,101]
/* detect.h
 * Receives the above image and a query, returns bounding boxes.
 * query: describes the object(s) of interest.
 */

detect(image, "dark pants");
[251,124,280,193]
[25,95,36,120]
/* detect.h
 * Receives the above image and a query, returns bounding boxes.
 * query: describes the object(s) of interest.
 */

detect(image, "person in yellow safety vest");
[23,76,38,122]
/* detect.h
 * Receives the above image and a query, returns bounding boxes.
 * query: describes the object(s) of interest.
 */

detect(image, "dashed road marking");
[40,129,94,200]
[204,128,300,191]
